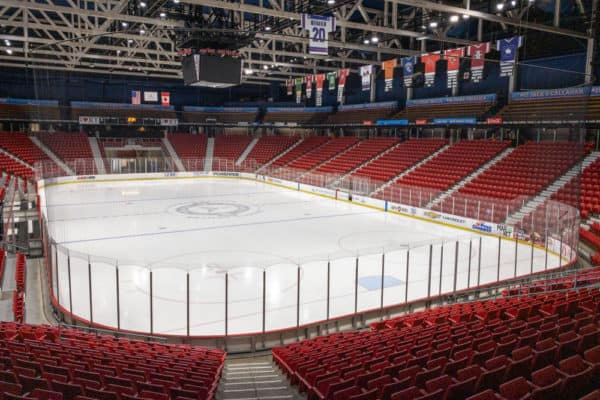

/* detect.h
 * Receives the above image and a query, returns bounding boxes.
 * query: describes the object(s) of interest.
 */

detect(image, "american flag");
[131,90,141,105]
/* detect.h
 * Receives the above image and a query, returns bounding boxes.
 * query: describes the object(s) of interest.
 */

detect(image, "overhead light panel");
[496,3,505,10]
[139,1,147,7]
[429,21,438,28]
[449,15,459,22]
[371,35,379,43]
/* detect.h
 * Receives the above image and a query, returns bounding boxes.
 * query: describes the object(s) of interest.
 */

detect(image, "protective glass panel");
[479,235,500,285]
[228,266,262,335]
[56,247,70,310]
[299,260,328,326]
[90,259,118,328]
[455,238,473,292]
[189,267,226,336]
[382,249,407,307]
[152,268,186,335]
[51,243,58,300]
[119,264,150,333]
[440,241,457,295]
[499,238,516,281]
[407,245,430,302]
[266,263,297,331]
[329,257,356,319]
[429,243,443,297]
[357,253,383,312]
[69,254,90,321]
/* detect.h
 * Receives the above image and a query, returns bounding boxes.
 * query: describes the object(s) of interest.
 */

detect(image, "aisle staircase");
[427,147,514,208]
[29,137,73,175]
[506,151,600,226]
[370,144,449,196]
[236,137,259,165]
[87,137,106,174]
[217,357,303,400]
[161,138,185,172]
[204,138,215,172]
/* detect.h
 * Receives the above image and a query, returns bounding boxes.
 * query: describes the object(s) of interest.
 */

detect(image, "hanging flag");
[360,65,373,91]
[326,71,337,91]
[466,42,491,83]
[421,53,440,87]
[444,47,465,89]
[131,90,141,105]
[286,79,293,96]
[294,78,303,104]
[305,75,314,99]
[315,74,326,106]
[337,69,350,104]
[160,92,170,106]
[301,14,336,55]
[401,56,417,87]
[497,36,523,77]
[382,59,397,92]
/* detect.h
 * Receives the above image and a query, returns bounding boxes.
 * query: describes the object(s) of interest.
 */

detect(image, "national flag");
[161,92,170,106]
[131,90,141,105]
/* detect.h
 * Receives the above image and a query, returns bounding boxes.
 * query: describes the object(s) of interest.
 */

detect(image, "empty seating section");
[498,96,600,122]
[286,137,360,172]
[182,107,258,123]
[394,99,495,122]
[0,322,225,400]
[245,136,300,166]
[385,141,510,207]
[354,139,447,184]
[0,153,34,180]
[0,102,60,121]
[313,138,399,176]
[326,103,397,125]
[211,135,253,170]
[554,157,600,218]
[0,132,56,179]
[167,133,208,162]
[71,103,176,120]
[263,108,331,124]
[36,132,96,175]
[273,281,600,400]
[443,142,590,223]
[270,137,330,168]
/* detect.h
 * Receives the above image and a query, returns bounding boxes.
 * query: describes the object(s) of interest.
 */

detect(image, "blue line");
[57,210,377,245]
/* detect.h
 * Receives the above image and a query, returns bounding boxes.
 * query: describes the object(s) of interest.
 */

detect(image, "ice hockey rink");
[41,176,564,336]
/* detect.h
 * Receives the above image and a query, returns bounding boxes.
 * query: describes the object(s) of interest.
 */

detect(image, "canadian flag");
[161,92,170,106]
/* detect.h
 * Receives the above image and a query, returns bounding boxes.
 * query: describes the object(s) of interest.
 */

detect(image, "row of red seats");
[393,141,510,193]
[581,228,600,252]
[313,138,399,176]
[35,132,96,175]
[245,135,300,166]
[166,133,207,161]
[0,132,51,167]
[0,153,34,180]
[211,135,253,170]
[288,137,360,172]
[13,253,26,324]
[501,268,600,297]
[270,136,330,168]
[354,139,447,184]
[0,322,225,400]
[273,284,600,400]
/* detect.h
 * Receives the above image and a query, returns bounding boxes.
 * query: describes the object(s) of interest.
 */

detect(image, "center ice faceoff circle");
[169,200,258,219]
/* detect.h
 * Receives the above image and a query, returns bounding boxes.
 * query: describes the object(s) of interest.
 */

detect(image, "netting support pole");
[477,237,482,286]
[296,266,301,329]
[438,245,444,295]
[262,270,266,334]
[88,257,93,325]
[354,258,359,315]
[116,265,120,331]
[544,230,549,271]
[67,251,73,318]
[149,270,153,335]
[514,237,518,278]
[326,261,330,321]
[467,240,472,289]
[186,273,190,337]
[497,237,502,282]
[380,253,385,314]
[225,273,228,337]
[405,249,410,303]
[453,241,459,294]
[55,245,59,307]
[427,245,433,297]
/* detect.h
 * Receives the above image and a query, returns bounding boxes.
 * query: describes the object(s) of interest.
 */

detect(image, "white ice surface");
[44,178,561,336]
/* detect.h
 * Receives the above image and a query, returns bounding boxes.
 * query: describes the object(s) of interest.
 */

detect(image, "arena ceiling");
[0,0,596,85]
